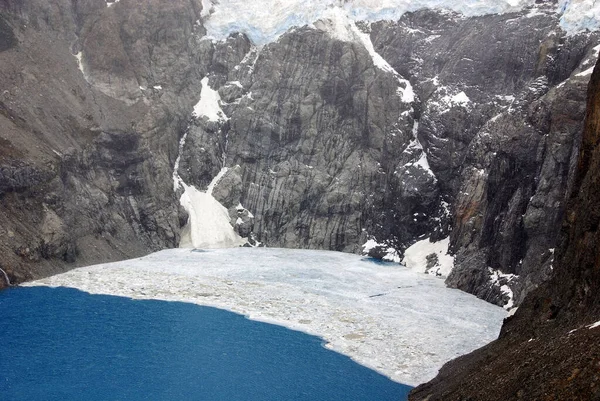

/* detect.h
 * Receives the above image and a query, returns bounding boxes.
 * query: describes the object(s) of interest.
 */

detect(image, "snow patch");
[106,0,120,7]
[226,80,244,88]
[179,168,245,249]
[449,91,470,105]
[74,52,86,77]
[193,77,229,122]
[172,126,243,249]
[236,202,255,218]
[362,238,401,263]
[201,0,214,18]
[489,268,518,310]
[402,237,455,277]
[436,91,472,112]
[402,121,437,180]
[588,320,600,329]
[576,66,595,77]
[178,185,245,249]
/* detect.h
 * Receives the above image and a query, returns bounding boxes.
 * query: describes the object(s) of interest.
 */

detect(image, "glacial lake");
[0,286,412,401]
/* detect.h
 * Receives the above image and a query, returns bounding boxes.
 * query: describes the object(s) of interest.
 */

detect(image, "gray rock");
[1,0,598,311]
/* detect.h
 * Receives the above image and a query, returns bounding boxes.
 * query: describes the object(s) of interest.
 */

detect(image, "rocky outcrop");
[409,54,600,401]
[370,7,599,306]
[0,0,208,287]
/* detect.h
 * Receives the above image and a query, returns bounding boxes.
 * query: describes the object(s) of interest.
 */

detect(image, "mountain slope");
[1,0,599,316]
[409,54,600,401]
[0,0,208,284]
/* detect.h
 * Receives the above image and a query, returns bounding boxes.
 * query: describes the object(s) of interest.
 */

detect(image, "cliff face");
[0,0,208,285]
[178,6,599,308]
[1,0,599,313]
[409,55,600,401]
[370,8,599,306]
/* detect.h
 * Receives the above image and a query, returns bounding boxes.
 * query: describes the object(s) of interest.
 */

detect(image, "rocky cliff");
[177,3,600,308]
[0,0,208,285]
[1,0,599,314]
[371,7,599,307]
[409,53,600,401]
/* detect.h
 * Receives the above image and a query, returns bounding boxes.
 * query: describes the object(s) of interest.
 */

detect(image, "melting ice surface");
[201,0,600,45]
[0,286,411,401]
[26,247,507,386]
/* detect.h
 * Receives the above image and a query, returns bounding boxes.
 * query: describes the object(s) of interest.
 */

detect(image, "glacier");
[201,0,600,45]
[26,247,506,386]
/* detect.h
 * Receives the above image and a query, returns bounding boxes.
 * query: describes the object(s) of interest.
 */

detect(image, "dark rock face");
[175,6,599,307]
[0,14,16,52]
[215,28,433,251]
[409,55,600,401]
[370,8,599,306]
[177,25,443,253]
[0,0,207,287]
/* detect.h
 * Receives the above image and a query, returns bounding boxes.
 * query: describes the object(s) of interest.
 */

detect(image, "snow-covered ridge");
[201,0,600,45]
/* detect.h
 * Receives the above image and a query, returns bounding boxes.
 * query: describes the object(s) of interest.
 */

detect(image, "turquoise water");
[0,286,412,400]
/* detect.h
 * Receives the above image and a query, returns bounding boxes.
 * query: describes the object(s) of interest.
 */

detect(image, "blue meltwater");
[0,286,412,400]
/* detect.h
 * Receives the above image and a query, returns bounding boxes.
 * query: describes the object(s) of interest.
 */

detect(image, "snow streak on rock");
[74,52,85,76]
[0,267,12,286]
[403,121,437,180]
[488,268,518,310]
[192,77,229,121]
[174,78,244,249]
[314,7,415,103]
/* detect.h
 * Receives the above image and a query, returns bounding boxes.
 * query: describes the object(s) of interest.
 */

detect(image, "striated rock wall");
[371,7,599,306]
[176,6,599,307]
[0,0,207,287]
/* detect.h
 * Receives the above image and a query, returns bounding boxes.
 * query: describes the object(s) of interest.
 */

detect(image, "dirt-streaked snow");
[26,247,506,386]
[403,237,455,277]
